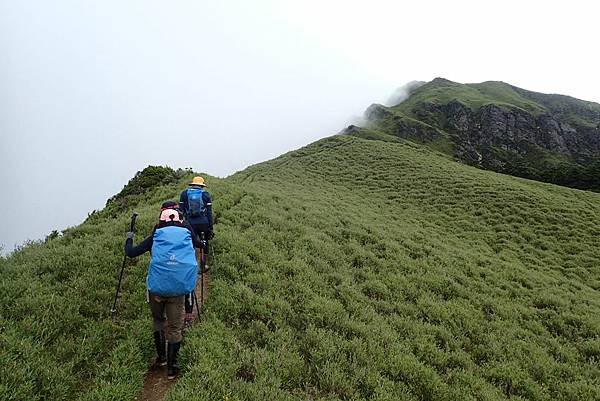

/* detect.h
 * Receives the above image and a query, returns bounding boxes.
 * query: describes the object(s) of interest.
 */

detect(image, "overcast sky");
[1,0,599,253]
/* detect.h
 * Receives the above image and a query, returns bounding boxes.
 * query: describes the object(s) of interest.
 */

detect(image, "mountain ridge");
[349,78,600,191]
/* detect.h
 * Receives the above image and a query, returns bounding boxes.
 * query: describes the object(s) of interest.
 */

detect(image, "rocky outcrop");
[357,80,600,190]
[365,104,394,121]
[366,104,442,143]
[410,101,599,158]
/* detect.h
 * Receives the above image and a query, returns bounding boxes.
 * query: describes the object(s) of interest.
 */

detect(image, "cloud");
[385,81,425,106]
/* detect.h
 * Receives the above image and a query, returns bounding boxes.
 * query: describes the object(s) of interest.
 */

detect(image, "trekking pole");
[110,212,138,314]
[192,291,201,320]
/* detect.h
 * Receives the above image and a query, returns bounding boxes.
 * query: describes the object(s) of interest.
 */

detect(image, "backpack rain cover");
[147,226,198,296]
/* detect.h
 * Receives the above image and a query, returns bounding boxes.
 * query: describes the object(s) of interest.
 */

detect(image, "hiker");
[179,176,213,324]
[179,176,214,246]
[124,201,201,379]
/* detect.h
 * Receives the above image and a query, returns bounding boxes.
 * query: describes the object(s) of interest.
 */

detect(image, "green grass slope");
[393,78,546,115]
[0,166,201,400]
[2,136,600,400]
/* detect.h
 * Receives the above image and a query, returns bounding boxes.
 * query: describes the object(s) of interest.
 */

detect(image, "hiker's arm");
[179,190,187,217]
[205,192,213,230]
[125,235,153,258]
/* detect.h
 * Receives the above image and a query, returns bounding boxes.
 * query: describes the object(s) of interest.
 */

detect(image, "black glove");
[208,230,214,240]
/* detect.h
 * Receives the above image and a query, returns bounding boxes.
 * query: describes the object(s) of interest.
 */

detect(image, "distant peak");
[430,77,455,84]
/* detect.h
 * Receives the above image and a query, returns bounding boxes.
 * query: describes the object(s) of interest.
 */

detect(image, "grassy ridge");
[2,136,600,400]
[0,168,201,400]
[170,136,600,400]
[0,213,147,400]
[392,79,546,115]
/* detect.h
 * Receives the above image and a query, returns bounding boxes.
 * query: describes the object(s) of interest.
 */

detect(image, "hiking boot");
[153,331,167,367]
[167,341,181,379]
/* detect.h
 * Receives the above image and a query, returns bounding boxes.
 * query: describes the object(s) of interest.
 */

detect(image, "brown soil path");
[136,269,209,401]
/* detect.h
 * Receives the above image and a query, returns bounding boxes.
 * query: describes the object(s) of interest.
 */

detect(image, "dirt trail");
[136,269,209,401]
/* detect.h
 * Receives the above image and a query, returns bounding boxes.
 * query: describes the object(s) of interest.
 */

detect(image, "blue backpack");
[147,226,198,296]
[187,188,206,218]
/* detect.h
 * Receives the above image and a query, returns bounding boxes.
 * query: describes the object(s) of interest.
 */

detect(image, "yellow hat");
[190,176,207,187]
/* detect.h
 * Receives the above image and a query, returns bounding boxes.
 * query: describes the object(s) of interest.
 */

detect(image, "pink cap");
[160,209,182,223]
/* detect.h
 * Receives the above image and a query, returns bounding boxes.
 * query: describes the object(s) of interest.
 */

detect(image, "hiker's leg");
[183,292,193,328]
[165,295,185,379]
[167,341,181,379]
[152,331,167,367]
[148,294,167,366]
[165,295,185,343]
[194,247,202,266]
[199,225,210,271]
[184,293,193,313]
[149,293,167,333]
[190,223,210,272]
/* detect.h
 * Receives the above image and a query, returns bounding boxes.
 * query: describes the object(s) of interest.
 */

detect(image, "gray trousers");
[148,293,185,343]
